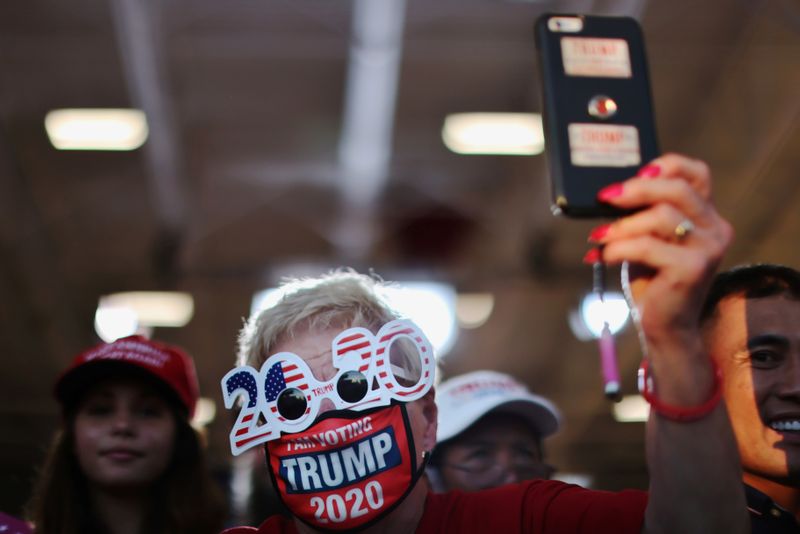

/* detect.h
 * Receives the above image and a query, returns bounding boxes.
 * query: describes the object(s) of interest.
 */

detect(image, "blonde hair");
[238,270,401,368]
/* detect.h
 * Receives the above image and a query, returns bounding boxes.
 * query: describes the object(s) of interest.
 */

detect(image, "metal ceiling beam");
[109,0,188,241]
[333,0,407,260]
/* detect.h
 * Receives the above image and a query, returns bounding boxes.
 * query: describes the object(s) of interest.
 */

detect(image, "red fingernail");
[583,248,601,264]
[636,164,661,178]
[597,183,623,201]
[588,224,611,242]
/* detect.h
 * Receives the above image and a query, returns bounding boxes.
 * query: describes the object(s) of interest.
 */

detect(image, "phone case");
[535,14,659,218]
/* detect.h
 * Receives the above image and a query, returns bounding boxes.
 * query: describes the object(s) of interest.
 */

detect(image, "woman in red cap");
[27,335,227,534]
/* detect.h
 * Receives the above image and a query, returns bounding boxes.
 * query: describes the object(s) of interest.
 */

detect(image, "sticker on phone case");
[568,124,640,167]
[561,37,632,78]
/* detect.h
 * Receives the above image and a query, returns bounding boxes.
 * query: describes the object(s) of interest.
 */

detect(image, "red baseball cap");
[54,335,200,417]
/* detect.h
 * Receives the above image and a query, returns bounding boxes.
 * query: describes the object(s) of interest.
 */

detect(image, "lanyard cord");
[593,251,621,401]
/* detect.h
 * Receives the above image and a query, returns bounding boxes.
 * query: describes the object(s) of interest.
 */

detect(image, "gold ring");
[674,219,695,241]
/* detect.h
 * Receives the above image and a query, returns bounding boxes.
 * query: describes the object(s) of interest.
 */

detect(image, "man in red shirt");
[221,154,747,533]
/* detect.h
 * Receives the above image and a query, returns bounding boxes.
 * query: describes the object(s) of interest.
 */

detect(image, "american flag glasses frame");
[221,318,436,455]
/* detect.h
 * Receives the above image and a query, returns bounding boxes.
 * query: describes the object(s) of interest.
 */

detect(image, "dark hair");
[27,389,227,534]
[700,263,800,324]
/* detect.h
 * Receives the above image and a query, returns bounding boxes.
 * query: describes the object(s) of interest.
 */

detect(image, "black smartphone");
[535,14,659,218]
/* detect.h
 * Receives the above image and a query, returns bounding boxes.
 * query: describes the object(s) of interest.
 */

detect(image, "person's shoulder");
[421,480,570,529]
[221,515,296,534]
[431,479,582,502]
[422,480,647,534]
[744,483,800,533]
[0,511,33,534]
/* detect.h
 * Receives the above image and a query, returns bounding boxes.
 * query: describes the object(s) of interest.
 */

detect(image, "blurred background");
[2,0,799,522]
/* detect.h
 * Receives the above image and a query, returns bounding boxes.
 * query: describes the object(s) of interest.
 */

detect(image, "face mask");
[265,403,427,531]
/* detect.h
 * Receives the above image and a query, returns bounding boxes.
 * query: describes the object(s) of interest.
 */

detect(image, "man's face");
[271,326,438,464]
[437,413,550,492]
[703,294,800,487]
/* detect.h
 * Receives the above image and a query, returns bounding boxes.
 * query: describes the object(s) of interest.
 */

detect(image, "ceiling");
[2,0,800,520]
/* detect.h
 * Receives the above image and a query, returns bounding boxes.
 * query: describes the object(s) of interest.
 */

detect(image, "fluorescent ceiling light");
[442,112,544,155]
[383,282,457,358]
[251,281,458,358]
[192,397,217,428]
[94,306,140,343]
[45,108,148,150]
[568,291,630,341]
[580,291,630,338]
[97,291,194,327]
[613,394,650,423]
[456,293,495,329]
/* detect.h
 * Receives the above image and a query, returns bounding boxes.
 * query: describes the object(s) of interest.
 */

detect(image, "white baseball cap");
[435,370,561,443]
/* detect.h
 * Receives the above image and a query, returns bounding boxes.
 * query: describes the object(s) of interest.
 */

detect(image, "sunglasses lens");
[337,370,369,403]
[388,337,423,387]
[277,388,307,420]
